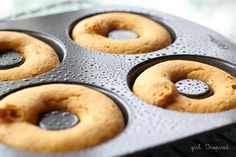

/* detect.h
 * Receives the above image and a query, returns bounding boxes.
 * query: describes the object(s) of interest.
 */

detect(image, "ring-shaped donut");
[133,60,236,113]
[0,31,60,81]
[0,84,125,153]
[72,12,172,54]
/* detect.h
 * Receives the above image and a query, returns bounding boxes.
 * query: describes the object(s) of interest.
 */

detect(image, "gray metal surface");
[38,110,79,130]
[0,6,236,157]
[108,30,138,40]
[175,79,211,98]
[0,51,24,69]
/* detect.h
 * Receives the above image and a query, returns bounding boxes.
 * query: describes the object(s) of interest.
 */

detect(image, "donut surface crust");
[0,84,125,153]
[72,12,172,54]
[133,60,236,113]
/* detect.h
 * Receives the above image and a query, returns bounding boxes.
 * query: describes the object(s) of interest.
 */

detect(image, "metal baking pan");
[0,6,236,157]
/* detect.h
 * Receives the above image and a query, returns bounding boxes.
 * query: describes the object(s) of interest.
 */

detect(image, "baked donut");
[0,84,125,153]
[72,12,172,54]
[0,31,60,81]
[133,60,236,113]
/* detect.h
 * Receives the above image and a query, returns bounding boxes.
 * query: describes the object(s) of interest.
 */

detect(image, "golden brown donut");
[0,84,125,153]
[72,12,172,54]
[133,60,236,113]
[0,31,60,81]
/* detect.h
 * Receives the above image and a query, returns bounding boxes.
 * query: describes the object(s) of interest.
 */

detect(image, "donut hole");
[0,50,24,69]
[108,29,138,40]
[174,78,213,99]
[166,70,215,99]
[38,110,79,130]
[33,99,82,129]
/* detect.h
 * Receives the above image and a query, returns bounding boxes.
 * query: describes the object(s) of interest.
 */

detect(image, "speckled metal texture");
[0,6,236,157]
[0,51,24,69]
[38,110,79,130]
[108,30,138,40]
[175,79,211,98]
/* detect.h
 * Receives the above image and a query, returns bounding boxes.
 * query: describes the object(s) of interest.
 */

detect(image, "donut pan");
[1,6,236,157]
